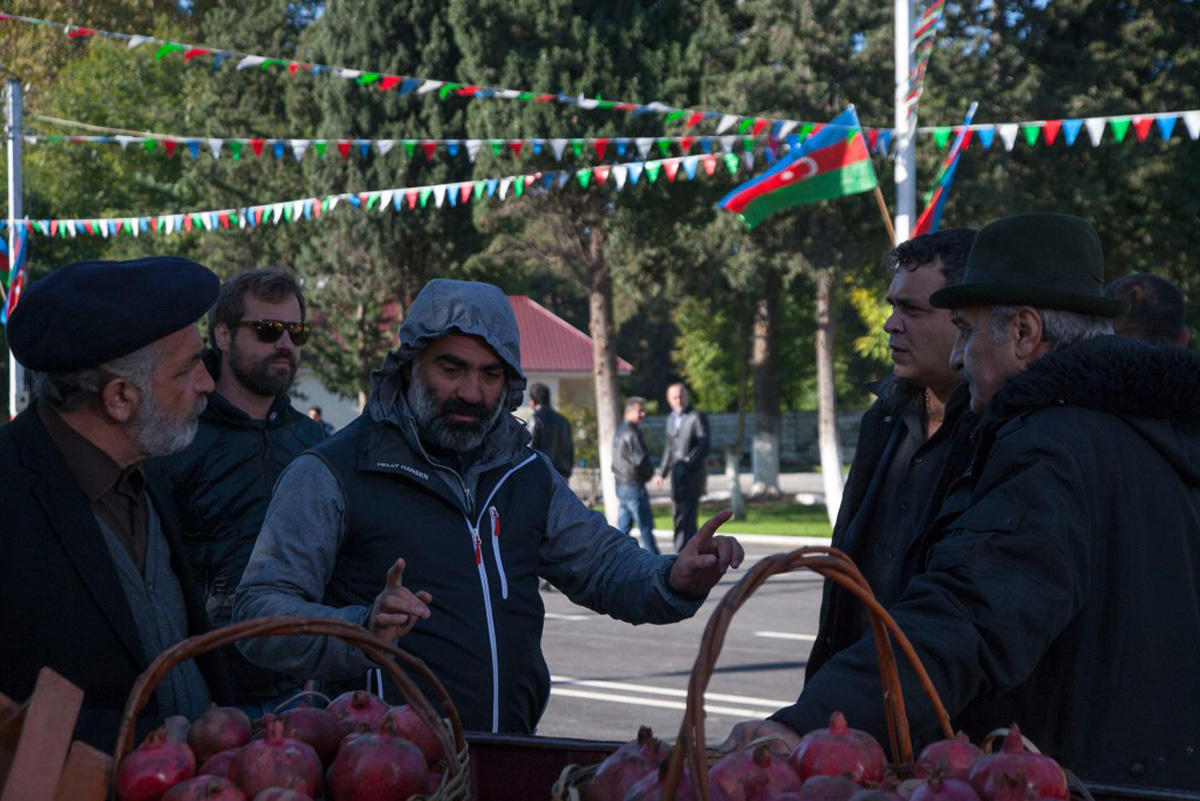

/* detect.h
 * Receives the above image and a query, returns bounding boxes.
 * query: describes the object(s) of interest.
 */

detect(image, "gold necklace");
[924,388,944,424]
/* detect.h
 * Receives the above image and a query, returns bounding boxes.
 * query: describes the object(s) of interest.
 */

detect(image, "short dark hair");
[529,382,551,406]
[1104,273,1187,346]
[209,267,306,347]
[624,396,646,412]
[889,227,977,287]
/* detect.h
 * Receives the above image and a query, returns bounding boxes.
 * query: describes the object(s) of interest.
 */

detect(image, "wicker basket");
[112,615,470,801]
[555,545,955,801]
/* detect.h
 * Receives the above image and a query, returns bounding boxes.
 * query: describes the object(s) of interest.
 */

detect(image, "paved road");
[535,533,827,745]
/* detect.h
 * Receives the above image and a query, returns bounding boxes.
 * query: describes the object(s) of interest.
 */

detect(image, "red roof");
[508,296,633,374]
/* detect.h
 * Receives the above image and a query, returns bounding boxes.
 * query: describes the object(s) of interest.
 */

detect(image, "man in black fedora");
[720,213,1200,792]
[0,257,232,749]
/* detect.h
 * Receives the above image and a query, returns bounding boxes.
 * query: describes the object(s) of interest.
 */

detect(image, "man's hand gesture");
[368,558,432,643]
[668,509,744,599]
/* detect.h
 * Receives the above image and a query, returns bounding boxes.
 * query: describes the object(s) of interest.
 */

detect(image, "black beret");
[7,257,219,372]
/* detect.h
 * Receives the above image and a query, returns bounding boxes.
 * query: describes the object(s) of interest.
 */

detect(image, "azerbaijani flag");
[912,102,977,237]
[718,106,878,230]
[1,223,29,325]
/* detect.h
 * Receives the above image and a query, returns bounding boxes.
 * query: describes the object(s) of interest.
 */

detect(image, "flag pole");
[873,186,896,246]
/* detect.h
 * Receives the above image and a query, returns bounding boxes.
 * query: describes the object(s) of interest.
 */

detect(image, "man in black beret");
[722,214,1200,792]
[0,256,233,750]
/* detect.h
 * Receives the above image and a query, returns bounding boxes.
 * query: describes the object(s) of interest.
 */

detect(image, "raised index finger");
[385,558,407,589]
[692,509,733,552]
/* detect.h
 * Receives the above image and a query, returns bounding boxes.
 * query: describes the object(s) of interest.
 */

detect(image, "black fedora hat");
[929,212,1128,318]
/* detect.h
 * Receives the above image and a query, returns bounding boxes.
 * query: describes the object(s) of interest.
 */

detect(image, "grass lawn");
[655,500,833,537]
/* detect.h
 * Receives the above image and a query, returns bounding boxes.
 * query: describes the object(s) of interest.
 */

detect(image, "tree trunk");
[751,271,782,497]
[814,270,845,525]
[588,244,621,524]
[727,335,751,520]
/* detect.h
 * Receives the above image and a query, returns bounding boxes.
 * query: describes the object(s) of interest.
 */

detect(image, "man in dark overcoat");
[655,382,710,551]
[0,257,232,749]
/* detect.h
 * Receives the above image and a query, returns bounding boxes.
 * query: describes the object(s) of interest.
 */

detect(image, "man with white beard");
[0,256,232,750]
[234,278,744,734]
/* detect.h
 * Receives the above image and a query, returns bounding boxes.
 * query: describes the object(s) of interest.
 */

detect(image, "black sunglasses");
[233,319,311,346]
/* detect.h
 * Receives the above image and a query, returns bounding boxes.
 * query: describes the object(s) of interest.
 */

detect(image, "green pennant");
[645,163,662,183]
[656,139,671,157]
[577,169,591,188]
[798,123,815,139]
[596,100,614,110]
[741,136,756,152]
[724,152,739,175]
[1021,125,1040,146]
[155,42,185,60]
[665,110,685,123]
[517,92,535,101]
[229,141,243,160]
[122,220,132,234]
[571,140,584,158]
[283,204,294,222]
[473,181,486,200]
[439,83,463,99]
[514,177,525,197]
[321,197,333,212]
[736,118,755,135]
[47,135,63,143]
[156,217,164,233]
[491,141,504,157]
[314,141,327,159]
[419,188,432,207]
[366,193,380,210]
[261,58,288,70]
[1109,117,1132,142]
[143,139,157,155]
[933,127,952,149]
[403,141,416,158]
[356,72,381,85]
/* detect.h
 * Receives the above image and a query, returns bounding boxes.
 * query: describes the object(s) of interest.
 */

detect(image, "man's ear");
[99,376,141,424]
[1012,307,1049,361]
[213,322,233,355]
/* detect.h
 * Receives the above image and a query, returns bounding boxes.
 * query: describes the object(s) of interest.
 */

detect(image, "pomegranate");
[381,704,445,763]
[797,775,861,801]
[622,761,730,801]
[910,775,982,801]
[325,719,428,801]
[198,749,239,778]
[116,716,197,801]
[710,744,804,801]
[252,791,313,801]
[789,712,887,784]
[161,776,245,801]
[967,726,1067,801]
[850,790,904,801]
[278,705,342,765]
[895,780,925,800]
[584,726,672,801]
[326,690,388,736]
[188,705,253,764]
[915,735,984,781]
[227,715,322,799]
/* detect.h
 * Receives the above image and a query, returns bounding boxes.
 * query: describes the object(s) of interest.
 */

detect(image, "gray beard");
[404,371,505,453]
[127,387,205,457]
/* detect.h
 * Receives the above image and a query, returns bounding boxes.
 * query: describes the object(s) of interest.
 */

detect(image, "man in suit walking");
[655,382,710,551]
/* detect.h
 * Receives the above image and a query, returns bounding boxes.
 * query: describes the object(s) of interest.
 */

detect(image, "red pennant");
[460,184,473,204]
[1043,119,1062,145]
[313,199,322,218]
[751,119,769,137]
[289,63,302,76]
[359,192,369,204]
[184,215,194,233]
[1133,116,1154,142]
[508,141,524,158]
[456,85,480,96]
[336,141,351,160]
[406,190,418,210]
[592,139,609,160]
[868,129,880,150]
[163,140,178,158]
[50,220,58,237]
[251,139,266,157]
[422,142,437,161]
[219,212,230,229]
[83,222,94,235]
[703,155,717,176]
[663,160,680,182]
[686,112,705,127]
[810,124,825,136]
[614,103,638,112]
[535,94,555,103]
[254,207,264,225]
[592,165,611,183]
[678,137,695,153]
[67,28,95,38]
[182,47,210,60]
[961,130,973,151]
[379,75,402,91]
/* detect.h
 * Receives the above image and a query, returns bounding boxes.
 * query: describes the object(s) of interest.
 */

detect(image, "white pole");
[6,79,25,419]
[893,0,915,243]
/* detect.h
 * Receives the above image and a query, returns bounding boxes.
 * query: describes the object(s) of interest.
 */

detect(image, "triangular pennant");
[337,141,351,160]
[719,135,738,153]
[508,140,524,158]
[678,136,695,154]
[550,139,567,161]
[635,137,654,159]
[433,185,447,207]
[272,203,285,224]
[615,138,629,156]
[422,141,437,161]
[656,138,672,157]
[593,139,609,160]
[358,142,370,159]
[115,135,135,149]
[1084,117,1106,146]
[716,114,738,134]
[466,140,482,162]
[997,123,1019,151]
[1020,124,1040,147]
[377,140,395,156]
[486,179,499,197]
[313,141,326,159]
[402,141,416,158]
[498,177,514,200]
[1155,115,1177,140]
[683,158,699,180]
[612,165,628,190]
[645,163,662,183]
[290,139,308,161]
[273,141,286,159]
[628,164,643,185]
[418,188,432,207]
[875,129,893,154]
[1183,111,1200,140]
[186,140,200,159]
[490,141,504,157]
[250,138,266,157]
[530,139,544,154]
[407,190,419,210]
[459,183,473,204]
[741,151,755,169]
[1043,120,1062,145]
[723,152,739,175]
[1132,116,1154,142]
[592,165,611,184]
[207,138,222,158]
[513,176,526,198]
[703,155,717,176]
[1109,117,1132,143]
[663,160,680,181]
[163,140,178,158]
[932,127,952,148]
[576,169,591,188]
[1061,119,1083,146]
[446,140,460,157]
[237,56,267,70]
[377,190,394,211]
[142,139,157,156]
[686,112,705,127]
[975,127,995,149]
[417,80,442,94]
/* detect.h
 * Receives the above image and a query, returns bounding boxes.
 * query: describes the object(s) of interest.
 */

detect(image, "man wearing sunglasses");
[159,267,326,715]
[233,278,744,735]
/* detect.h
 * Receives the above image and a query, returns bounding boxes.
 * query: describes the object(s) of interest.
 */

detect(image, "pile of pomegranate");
[115,691,450,801]
[584,714,1070,801]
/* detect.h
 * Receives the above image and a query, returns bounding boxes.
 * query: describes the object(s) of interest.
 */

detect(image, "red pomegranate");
[583,726,672,801]
[850,790,904,801]
[227,716,322,799]
[910,774,982,801]
[251,790,313,801]
[198,748,239,778]
[622,761,730,801]
[325,719,428,801]
[789,712,887,784]
[326,691,388,737]
[966,726,1067,801]
[116,716,197,801]
[380,704,445,763]
[710,743,804,801]
[797,775,862,801]
[278,705,342,765]
[915,735,984,781]
[161,776,245,801]
[188,705,253,764]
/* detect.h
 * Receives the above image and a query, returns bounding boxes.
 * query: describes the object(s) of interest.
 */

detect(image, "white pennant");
[719,135,738,153]
[466,140,482,162]
[716,114,738,134]
[556,171,571,188]
[417,80,442,94]
[127,218,139,237]
[577,96,600,110]
[371,191,389,212]
[237,211,247,229]
[335,68,361,80]
[162,216,174,235]
[100,219,110,238]
[496,89,521,99]
[778,121,799,139]
[200,213,214,232]
[115,135,135,150]
[208,139,223,158]
[997,124,1019,151]
[127,35,151,49]
[237,56,266,70]
[741,151,755,169]
[327,197,340,212]
[635,137,654,159]
[271,204,284,224]
[290,140,308,161]
[612,165,628,190]
[432,185,447,208]
[550,139,568,161]
[375,140,394,156]
[1084,117,1107,146]
[293,200,305,219]
[1182,111,1200,140]
[498,177,514,200]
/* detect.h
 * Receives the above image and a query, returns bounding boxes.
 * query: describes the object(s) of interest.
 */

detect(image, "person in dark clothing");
[806,227,977,682]
[722,213,1200,792]
[527,382,574,478]
[613,396,658,553]
[232,279,743,734]
[307,405,336,436]
[1104,272,1189,347]
[655,383,710,551]
[0,257,232,750]
[159,268,326,714]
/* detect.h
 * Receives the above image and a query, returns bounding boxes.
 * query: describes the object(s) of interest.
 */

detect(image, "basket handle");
[665,546,954,801]
[112,616,466,785]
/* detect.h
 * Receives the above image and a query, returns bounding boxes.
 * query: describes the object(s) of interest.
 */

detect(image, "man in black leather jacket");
[613,396,658,553]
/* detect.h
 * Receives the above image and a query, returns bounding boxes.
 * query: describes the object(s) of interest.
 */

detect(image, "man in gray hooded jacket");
[232,279,742,734]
